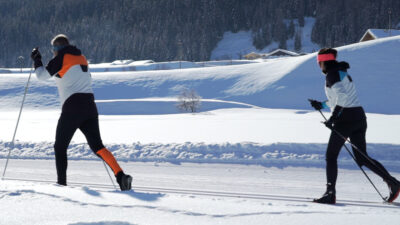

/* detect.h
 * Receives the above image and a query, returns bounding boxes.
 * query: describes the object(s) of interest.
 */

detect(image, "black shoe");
[385,179,400,203]
[313,190,336,204]
[57,179,67,186]
[313,183,336,204]
[116,172,132,191]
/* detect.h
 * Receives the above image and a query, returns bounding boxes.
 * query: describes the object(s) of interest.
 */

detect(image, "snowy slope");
[3,59,257,74]
[1,36,399,114]
[211,17,320,59]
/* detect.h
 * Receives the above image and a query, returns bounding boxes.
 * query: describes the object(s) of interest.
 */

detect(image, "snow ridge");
[1,141,399,171]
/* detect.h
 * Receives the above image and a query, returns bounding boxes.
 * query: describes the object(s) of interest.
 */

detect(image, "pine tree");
[295,31,302,52]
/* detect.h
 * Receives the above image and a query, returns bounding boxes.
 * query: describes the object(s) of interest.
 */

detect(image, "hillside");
[1,36,399,114]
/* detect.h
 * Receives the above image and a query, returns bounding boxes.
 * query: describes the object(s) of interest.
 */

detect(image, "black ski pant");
[326,119,395,189]
[54,93,105,185]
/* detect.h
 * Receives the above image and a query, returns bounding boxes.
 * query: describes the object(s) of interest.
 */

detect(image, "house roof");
[360,29,400,41]
[244,52,261,57]
[264,49,299,58]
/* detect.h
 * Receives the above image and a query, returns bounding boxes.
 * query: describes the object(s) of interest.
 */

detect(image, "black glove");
[324,117,334,129]
[309,99,323,110]
[31,47,41,61]
[31,47,43,69]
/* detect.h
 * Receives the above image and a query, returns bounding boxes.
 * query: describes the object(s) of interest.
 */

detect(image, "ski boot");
[116,171,132,191]
[385,178,400,203]
[313,183,336,204]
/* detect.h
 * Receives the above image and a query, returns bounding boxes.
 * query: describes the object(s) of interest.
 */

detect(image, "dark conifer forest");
[0,0,398,67]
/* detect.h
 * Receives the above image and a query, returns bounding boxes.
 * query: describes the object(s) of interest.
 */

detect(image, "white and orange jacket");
[35,45,93,106]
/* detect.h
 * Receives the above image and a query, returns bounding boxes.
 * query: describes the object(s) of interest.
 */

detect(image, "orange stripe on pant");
[97,148,122,175]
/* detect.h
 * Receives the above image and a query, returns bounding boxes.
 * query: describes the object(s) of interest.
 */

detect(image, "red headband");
[317,53,336,63]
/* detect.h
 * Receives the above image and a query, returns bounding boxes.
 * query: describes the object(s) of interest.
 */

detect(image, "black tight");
[326,119,395,188]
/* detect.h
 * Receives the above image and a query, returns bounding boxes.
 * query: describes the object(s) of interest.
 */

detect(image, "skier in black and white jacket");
[310,48,400,204]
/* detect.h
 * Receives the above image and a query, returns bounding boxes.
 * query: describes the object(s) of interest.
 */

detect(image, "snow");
[2,107,400,144]
[1,35,400,224]
[211,17,320,60]
[88,58,258,73]
[265,49,300,57]
[2,36,400,114]
[285,17,321,53]
[1,161,399,225]
[210,31,264,60]
[3,59,257,74]
[89,60,202,72]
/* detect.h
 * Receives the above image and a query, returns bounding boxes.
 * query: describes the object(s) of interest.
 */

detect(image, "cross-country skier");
[30,34,132,191]
[309,48,400,204]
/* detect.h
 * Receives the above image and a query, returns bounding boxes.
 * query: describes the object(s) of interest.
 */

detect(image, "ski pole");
[316,109,390,175]
[102,161,118,190]
[2,66,33,179]
[314,108,386,201]
[308,100,390,173]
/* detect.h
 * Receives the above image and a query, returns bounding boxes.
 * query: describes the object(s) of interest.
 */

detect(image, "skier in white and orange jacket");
[31,34,132,191]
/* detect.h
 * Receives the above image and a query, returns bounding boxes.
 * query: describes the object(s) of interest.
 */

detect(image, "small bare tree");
[177,88,201,113]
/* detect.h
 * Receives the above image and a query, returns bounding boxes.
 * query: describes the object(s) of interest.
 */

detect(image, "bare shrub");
[177,88,201,113]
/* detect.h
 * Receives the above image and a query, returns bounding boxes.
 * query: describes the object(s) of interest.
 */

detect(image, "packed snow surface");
[1,161,399,225]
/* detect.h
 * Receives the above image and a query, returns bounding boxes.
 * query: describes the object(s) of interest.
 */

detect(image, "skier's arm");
[45,55,63,76]
[325,70,349,122]
[31,47,51,80]
[35,55,63,80]
[327,79,349,122]
[35,66,52,80]
[331,81,348,106]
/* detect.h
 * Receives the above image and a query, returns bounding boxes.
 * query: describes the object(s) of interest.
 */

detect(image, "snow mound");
[1,140,399,171]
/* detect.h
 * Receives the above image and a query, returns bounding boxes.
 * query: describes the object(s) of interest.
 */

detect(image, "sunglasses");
[52,45,65,52]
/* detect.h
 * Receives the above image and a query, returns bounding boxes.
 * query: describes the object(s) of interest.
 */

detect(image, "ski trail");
[3,177,398,209]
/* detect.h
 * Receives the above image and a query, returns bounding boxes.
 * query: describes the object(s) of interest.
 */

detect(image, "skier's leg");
[350,120,398,183]
[79,116,123,175]
[314,124,350,204]
[79,116,132,190]
[54,114,78,185]
[325,129,347,189]
[350,120,400,202]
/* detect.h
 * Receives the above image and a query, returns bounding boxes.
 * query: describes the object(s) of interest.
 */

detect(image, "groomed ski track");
[3,177,399,209]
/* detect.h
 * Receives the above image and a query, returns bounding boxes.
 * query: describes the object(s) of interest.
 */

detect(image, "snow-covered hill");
[211,17,320,60]
[1,36,399,114]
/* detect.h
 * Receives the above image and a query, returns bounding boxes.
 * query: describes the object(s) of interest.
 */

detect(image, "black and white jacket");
[322,61,366,123]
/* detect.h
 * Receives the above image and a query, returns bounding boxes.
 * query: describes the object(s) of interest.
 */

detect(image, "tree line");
[0,0,398,67]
